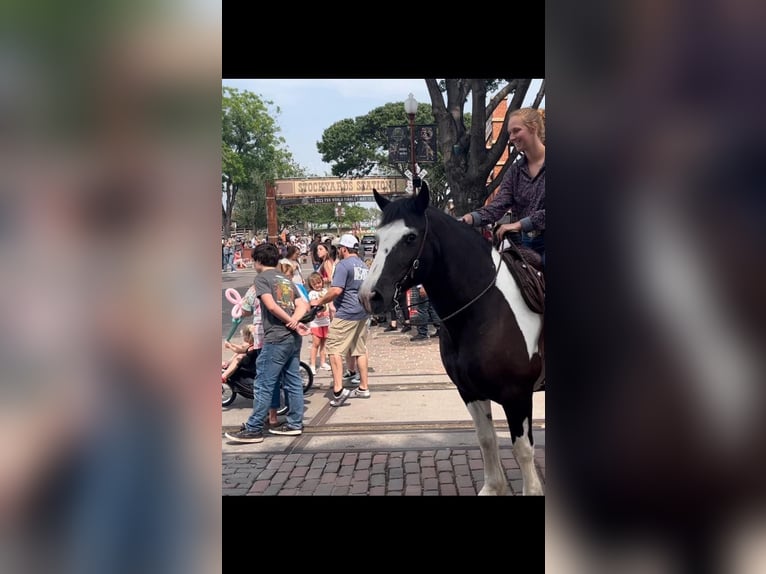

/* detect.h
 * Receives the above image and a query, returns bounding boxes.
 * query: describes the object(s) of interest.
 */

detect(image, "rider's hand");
[459,214,473,225]
[495,222,521,240]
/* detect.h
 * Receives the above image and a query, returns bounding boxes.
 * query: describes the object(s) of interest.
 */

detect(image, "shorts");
[310,325,328,339]
[325,317,369,357]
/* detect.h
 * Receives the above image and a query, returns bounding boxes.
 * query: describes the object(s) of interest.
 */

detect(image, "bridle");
[391,212,502,322]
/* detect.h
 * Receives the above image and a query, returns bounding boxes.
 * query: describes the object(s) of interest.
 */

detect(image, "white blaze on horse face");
[358,220,416,302]
[492,249,542,359]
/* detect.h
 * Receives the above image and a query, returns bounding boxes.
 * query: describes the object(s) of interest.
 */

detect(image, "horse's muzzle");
[359,290,386,315]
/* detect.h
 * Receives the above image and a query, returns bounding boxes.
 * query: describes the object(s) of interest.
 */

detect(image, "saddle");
[498,234,545,315]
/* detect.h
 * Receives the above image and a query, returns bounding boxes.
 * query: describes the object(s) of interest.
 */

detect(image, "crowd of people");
[223,105,545,444]
[223,233,374,443]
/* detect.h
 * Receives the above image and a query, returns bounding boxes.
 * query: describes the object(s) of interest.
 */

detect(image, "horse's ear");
[373,188,390,210]
[414,180,430,214]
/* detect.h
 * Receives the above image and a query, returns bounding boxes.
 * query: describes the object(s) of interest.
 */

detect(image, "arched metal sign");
[265,177,407,242]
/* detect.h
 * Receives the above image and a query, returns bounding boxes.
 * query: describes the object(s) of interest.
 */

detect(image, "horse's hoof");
[479,485,510,496]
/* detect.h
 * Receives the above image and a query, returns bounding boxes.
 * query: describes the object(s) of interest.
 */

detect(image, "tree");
[316,79,545,216]
[318,102,453,209]
[233,160,304,233]
[222,87,300,237]
[425,79,545,214]
[277,203,335,232]
[276,202,376,235]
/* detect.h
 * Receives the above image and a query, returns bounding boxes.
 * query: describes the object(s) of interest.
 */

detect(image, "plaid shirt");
[240,285,265,349]
[471,155,545,232]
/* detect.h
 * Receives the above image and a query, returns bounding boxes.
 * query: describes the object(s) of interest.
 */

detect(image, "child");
[238,285,283,426]
[278,258,310,301]
[307,271,332,375]
[221,324,255,381]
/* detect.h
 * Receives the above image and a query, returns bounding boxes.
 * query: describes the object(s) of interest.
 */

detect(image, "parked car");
[361,234,377,257]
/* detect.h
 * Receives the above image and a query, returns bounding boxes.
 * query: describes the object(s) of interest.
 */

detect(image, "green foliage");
[222,86,300,235]
[316,98,457,210]
[278,204,331,230]
[317,101,437,178]
[315,79,545,215]
[276,202,379,233]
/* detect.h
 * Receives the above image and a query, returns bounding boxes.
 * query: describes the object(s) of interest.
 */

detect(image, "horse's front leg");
[466,400,510,495]
[503,394,544,496]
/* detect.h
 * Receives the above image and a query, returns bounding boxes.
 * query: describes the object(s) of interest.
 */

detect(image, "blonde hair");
[277,258,295,277]
[241,324,255,343]
[307,271,323,289]
[509,107,545,144]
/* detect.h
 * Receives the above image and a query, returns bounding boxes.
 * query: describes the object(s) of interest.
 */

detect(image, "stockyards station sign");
[274,177,408,206]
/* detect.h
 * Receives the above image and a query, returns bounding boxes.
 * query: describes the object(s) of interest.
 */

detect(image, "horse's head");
[359,181,433,315]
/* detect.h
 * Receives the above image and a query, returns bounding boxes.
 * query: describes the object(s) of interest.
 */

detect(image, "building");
[483,98,512,206]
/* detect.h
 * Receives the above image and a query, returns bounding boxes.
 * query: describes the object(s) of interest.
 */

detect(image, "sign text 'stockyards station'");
[264,177,408,241]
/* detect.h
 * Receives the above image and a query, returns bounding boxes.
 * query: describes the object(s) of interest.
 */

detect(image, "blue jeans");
[254,349,286,410]
[270,375,289,410]
[245,334,304,433]
[224,253,236,271]
[410,288,440,336]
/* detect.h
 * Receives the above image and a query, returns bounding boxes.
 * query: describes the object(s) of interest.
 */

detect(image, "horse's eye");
[405,233,417,243]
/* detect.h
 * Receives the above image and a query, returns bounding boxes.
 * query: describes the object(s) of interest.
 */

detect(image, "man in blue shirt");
[309,234,371,407]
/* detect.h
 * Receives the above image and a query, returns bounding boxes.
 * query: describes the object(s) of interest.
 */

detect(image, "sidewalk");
[221,268,545,496]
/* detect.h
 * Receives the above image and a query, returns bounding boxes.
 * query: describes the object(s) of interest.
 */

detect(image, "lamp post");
[404,93,418,192]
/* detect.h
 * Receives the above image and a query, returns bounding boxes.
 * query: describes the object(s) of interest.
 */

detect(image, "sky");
[222,79,544,177]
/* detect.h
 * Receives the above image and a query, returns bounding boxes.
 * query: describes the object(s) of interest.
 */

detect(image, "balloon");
[225,317,242,342]
[225,288,244,319]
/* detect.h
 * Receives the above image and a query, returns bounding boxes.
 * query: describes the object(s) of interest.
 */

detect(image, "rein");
[438,257,502,322]
[392,212,503,323]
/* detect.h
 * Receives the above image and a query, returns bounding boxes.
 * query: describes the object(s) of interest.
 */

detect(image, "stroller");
[222,287,316,408]
[222,346,314,408]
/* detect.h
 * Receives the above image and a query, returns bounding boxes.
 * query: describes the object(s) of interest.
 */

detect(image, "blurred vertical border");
[0,0,222,572]
[548,0,766,572]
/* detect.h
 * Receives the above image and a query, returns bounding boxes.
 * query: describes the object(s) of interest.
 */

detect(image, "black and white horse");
[359,182,544,496]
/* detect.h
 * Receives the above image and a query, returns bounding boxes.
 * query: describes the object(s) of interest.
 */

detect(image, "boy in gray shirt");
[225,243,310,443]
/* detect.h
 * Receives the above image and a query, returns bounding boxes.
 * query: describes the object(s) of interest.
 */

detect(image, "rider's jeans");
[245,333,304,433]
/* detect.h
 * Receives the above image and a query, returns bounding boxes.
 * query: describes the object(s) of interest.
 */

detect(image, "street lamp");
[404,93,418,192]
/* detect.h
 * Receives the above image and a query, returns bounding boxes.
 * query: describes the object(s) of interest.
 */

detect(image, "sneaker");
[268,424,303,436]
[400,325,412,333]
[430,329,441,338]
[320,363,331,371]
[382,325,397,332]
[224,426,264,443]
[410,333,428,341]
[350,387,370,398]
[309,365,316,375]
[329,387,351,407]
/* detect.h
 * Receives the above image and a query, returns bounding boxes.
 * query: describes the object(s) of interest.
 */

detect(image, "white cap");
[338,234,359,249]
